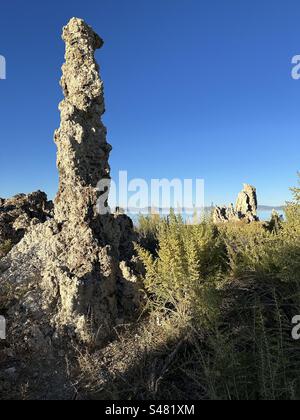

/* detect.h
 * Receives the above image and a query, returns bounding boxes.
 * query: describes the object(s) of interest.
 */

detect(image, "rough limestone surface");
[0,191,53,246]
[213,184,259,223]
[0,18,138,346]
[235,184,258,219]
[54,18,111,224]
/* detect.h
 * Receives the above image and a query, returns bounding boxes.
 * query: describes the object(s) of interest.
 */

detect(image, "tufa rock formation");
[0,191,53,247]
[268,209,283,233]
[213,184,259,223]
[0,18,138,346]
[235,184,258,219]
[54,18,111,224]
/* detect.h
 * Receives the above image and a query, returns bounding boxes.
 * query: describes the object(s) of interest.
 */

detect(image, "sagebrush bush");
[137,212,226,326]
[136,213,161,255]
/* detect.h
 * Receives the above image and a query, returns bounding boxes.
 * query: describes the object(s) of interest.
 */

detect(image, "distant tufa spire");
[213,184,259,223]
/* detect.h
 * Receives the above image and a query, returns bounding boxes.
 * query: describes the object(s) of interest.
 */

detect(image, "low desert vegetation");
[73,176,300,400]
[121,174,300,400]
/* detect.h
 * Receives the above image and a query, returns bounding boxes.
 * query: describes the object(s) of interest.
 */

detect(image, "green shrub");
[137,212,225,325]
[136,213,162,255]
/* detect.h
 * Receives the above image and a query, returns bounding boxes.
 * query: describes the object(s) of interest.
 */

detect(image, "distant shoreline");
[124,205,285,214]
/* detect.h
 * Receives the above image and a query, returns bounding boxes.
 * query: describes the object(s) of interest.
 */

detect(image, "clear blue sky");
[0,0,299,206]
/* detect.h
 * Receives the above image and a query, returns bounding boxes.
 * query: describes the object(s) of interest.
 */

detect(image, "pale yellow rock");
[236,184,258,218]
[213,184,259,223]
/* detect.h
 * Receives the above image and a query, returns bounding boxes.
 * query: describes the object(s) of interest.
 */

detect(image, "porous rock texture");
[54,18,111,224]
[213,184,259,223]
[0,18,138,348]
[0,191,53,247]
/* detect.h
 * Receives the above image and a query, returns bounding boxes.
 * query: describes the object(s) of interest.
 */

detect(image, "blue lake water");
[258,210,285,221]
[128,209,285,224]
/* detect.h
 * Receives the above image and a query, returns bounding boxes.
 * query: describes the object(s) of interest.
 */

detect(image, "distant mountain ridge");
[257,205,284,211]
